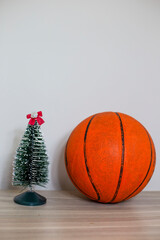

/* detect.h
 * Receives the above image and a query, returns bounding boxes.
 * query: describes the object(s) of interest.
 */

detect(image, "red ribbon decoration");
[26,111,45,125]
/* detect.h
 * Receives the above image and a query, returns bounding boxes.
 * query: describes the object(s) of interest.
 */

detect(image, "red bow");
[26,111,44,125]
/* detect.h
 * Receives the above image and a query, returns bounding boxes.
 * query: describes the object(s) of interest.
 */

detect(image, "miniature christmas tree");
[12,111,49,206]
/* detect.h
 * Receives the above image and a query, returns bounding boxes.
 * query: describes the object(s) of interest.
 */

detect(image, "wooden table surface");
[0,190,160,240]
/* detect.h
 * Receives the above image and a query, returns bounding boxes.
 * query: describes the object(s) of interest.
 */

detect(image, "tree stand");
[14,191,47,206]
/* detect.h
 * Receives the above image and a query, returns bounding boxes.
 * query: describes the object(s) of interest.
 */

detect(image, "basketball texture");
[65,112,156,203]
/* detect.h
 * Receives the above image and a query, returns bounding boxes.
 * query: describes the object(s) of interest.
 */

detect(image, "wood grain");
[0,190,159,240]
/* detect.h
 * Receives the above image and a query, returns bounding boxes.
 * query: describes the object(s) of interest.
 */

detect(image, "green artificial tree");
[12,111,49,206]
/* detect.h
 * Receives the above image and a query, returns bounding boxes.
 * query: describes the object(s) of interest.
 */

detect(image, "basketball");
[65,112,156,203]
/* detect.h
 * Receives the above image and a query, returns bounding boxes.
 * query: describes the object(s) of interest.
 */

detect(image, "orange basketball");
[65,112,156,203]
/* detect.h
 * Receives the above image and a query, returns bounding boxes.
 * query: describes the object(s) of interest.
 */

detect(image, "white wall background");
[0,0,160,191]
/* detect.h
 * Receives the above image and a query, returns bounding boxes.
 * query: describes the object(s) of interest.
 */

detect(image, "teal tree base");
[14,191,47,206]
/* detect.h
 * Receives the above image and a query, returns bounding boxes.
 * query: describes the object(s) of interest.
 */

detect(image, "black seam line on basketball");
[110,112,125,202]
[65,140,97,200]
[84,114,100,201]
[122,129,153,201]
[65,140,69,167]
[152,143,156,169]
